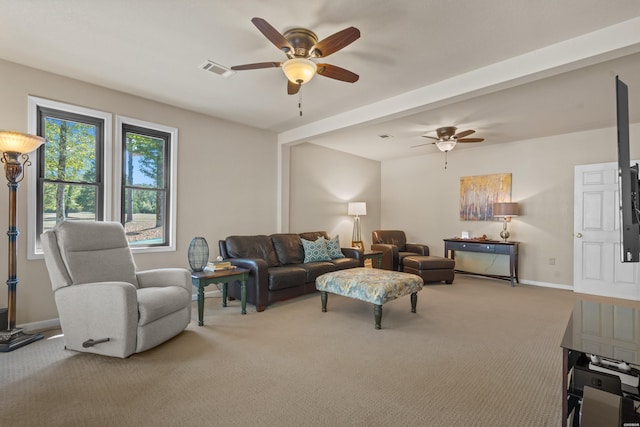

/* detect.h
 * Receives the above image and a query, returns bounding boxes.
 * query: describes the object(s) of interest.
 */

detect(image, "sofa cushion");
[301,237,331,263]
[268,266,307,291]
[325,235,345,259]
[225,235,280,267]
[271,233,305,265]
[299,261,335,283]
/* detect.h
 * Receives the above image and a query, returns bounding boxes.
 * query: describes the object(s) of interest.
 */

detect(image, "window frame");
[27,96,112,260]
[115,116,177,253]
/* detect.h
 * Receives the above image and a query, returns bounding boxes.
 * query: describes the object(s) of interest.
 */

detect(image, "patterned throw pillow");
[326,235,345,259]
[301,237,331,263]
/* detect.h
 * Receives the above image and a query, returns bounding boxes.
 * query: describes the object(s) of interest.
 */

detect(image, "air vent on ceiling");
[199,60,235,78]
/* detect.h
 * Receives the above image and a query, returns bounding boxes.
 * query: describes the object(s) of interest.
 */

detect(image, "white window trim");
[27,96,113,260]
[115,115,178,254]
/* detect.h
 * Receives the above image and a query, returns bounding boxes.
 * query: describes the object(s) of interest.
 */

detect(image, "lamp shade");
[0,131,45,154]
[348,202,367,216]
[493,202,519,217]
[282,58,317,84]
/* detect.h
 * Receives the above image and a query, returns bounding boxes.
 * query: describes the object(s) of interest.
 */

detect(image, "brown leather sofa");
[371,230,430,271]
[219,231,363,312]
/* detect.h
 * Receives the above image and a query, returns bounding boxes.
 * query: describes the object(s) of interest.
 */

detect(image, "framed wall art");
[459,173,512,221]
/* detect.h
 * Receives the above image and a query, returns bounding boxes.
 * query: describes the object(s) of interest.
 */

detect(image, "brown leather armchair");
[371,230,430,271]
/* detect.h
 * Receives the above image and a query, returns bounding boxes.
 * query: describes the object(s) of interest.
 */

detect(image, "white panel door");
[574,162,640,300]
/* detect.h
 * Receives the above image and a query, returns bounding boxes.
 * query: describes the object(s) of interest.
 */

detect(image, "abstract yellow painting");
[460,173,512,221]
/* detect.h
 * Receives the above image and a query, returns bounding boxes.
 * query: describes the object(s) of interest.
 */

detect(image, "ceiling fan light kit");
[436,140,456,152]
[282,58,317,84]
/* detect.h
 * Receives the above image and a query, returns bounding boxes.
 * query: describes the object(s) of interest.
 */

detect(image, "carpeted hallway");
[2,276,590,426]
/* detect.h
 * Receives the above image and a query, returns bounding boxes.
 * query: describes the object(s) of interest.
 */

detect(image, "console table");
[443,239,519,286]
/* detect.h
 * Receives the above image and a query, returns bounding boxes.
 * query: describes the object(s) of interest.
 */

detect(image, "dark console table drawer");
[443,239,519,285]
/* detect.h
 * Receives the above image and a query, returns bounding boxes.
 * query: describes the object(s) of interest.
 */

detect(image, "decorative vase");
[188,237,209,272]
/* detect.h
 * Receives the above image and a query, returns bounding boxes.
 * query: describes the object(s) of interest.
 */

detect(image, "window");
[36,108,105,233]
[27,97,177,258]
[120,123,170,247]
[115,116,177,252]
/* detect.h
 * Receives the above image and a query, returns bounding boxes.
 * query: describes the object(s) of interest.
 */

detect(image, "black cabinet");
[561,300,640,426]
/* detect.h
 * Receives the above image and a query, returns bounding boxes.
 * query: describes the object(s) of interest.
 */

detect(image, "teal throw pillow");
[326,235,345,259]
[301,237,331,263]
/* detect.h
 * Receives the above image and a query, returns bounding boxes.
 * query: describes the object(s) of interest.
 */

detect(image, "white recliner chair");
[41,220,192,358]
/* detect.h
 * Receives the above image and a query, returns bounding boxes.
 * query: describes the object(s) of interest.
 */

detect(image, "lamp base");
[351,241,364,251]
[0,328,44,352]
[500,218,510,242]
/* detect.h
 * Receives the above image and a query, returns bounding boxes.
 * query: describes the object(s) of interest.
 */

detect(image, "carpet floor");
[1,275,591,426]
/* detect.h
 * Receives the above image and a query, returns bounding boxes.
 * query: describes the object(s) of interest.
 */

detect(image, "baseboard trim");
[191,289,222,301]
[458,273,572,291]
[518,279,573,291]
[19,318,61,333]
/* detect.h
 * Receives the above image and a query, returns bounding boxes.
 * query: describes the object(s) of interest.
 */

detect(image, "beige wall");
[381,124,640,287]
[289,143,381,248]
[2,56,639,325]
[0,59,278,326]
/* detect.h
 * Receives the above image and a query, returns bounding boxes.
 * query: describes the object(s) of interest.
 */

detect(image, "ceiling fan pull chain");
[298,86,303,117]
[444,151,448,169]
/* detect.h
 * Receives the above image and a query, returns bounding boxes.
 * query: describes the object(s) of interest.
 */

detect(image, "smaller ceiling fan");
[231,17,360,95]
[412,126,485,169]
[414,126,484,152]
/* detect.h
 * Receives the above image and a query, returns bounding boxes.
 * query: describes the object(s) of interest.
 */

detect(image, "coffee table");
[315,267,423,329]
[191,267,249,326]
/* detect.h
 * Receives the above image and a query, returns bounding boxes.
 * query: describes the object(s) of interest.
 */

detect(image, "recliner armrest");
[406,243,429,256]
[371,243,398,270]
[137,268,191,292]
[54,281,138,358]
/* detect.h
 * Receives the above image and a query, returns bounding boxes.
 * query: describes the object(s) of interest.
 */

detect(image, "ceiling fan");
[413,126,485,152]
[231,17,360,95]
[412,126,485,169]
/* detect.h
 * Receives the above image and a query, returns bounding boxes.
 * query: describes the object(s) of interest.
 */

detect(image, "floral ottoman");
[315,267,423,329]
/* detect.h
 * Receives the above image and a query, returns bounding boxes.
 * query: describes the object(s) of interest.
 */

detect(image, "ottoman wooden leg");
[320,291,328,312]
[374,304,382,329]
[410,292,417,313]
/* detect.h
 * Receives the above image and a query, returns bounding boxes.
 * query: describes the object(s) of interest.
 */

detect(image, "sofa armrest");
[406,243,429,256]
[341,247,363,265]
[54,281,138,358]
[224,257,270,312]
[371,243,398,270]
[137,268,191,294]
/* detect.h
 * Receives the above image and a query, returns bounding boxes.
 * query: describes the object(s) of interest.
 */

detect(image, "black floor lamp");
[0,130,46,352]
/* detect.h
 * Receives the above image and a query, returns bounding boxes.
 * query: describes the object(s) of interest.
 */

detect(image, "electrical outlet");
[549,257,556,266]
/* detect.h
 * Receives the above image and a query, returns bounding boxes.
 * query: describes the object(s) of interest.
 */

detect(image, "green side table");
[191,267,250,326]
